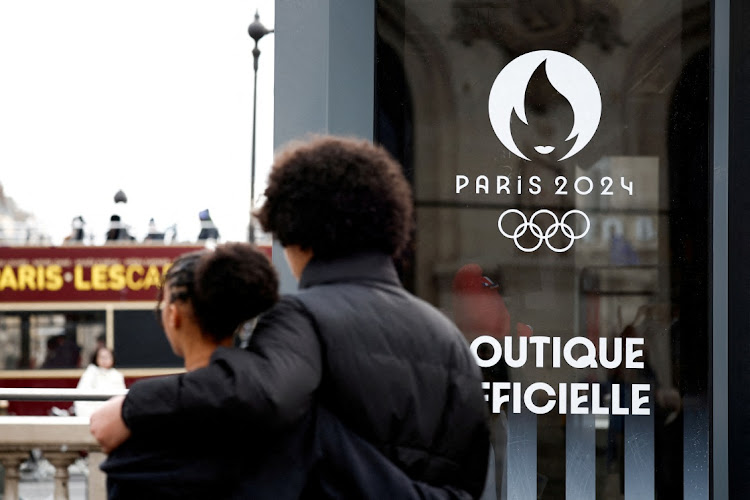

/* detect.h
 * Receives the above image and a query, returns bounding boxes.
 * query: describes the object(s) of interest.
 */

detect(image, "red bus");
[0,243,271,415]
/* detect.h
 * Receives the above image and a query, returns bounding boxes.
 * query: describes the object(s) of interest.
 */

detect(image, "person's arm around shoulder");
[91,296,322,451]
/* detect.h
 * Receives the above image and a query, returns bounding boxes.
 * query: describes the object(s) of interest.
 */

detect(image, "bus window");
[31,312,105,369]
[114,310,182,368]
[0,314,21,370]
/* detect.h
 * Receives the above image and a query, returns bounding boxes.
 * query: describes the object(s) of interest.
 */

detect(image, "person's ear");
[167,303,181,330]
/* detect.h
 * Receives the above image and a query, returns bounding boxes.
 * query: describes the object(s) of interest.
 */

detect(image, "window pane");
[376,1,711,498]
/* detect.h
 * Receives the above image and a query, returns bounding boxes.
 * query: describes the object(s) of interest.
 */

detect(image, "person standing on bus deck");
[91,135,491,498]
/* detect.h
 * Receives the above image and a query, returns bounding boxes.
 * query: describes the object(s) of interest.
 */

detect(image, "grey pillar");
[273,0,375,293]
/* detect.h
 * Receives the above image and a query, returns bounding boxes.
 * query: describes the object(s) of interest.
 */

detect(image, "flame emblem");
[488,50,601,161]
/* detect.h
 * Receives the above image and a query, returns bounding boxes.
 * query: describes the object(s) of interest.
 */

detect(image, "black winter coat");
[120,252,490,498]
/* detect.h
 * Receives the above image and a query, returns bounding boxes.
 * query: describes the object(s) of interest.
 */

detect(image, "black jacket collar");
[298,252,401,289]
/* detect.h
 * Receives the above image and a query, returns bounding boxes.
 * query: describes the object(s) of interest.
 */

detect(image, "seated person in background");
[143,218,165,242]
[101,243,285,499]
[92,136,490,499]
[41,334,81,369]
[105,215,135,242]
[74,347,125,419]
[63,216,85,244]
[197,209,220,241]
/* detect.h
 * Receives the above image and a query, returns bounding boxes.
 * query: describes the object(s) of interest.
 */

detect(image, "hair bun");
[192,243,279,342]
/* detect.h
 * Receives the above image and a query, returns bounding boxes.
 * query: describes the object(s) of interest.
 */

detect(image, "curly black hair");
[256,136,414,259]
[160,244,279,343]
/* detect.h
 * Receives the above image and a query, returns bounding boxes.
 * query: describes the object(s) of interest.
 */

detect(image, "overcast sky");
[0,0,275,245]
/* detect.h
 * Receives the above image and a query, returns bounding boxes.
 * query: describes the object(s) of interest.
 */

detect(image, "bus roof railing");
[0,388,128,401]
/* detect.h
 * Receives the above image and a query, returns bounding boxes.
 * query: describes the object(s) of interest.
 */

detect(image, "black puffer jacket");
[122,252,490,497]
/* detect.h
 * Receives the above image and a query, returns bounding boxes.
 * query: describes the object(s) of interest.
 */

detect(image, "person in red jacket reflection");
[452,263,533,346]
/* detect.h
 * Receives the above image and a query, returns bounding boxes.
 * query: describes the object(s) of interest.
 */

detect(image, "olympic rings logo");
[498,209,590,253]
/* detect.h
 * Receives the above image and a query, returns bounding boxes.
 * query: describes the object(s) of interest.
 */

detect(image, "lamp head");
[248,10,272,42]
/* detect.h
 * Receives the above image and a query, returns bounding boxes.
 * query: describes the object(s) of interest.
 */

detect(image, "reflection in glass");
[377,0,710,498]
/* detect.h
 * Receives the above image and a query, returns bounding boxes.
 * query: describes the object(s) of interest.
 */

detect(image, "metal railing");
[0,389,126,500]
[0,389,127,402]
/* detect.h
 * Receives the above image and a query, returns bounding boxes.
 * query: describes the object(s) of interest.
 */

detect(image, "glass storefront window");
[376,1,711,498]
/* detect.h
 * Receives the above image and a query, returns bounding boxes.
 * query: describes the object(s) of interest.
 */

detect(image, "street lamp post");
[248,10,274,243]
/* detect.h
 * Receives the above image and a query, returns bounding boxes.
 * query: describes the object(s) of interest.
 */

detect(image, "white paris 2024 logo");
[488,50,601,161]
[488,51,602,252]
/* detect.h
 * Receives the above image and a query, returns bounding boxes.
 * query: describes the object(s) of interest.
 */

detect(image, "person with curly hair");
[92,136,490,499]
